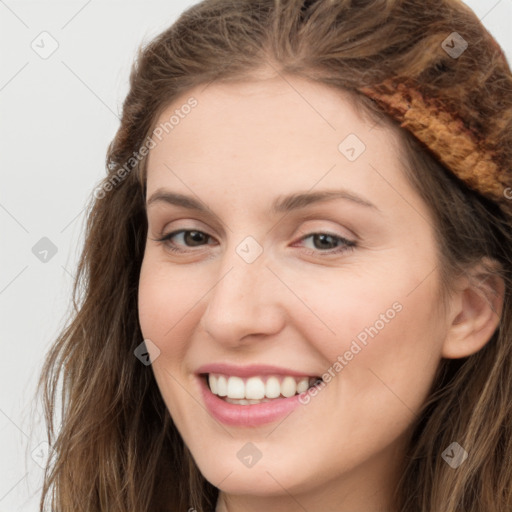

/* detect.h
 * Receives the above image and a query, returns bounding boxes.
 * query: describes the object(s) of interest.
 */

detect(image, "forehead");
[152,76,377,150]
[146,76,402,184]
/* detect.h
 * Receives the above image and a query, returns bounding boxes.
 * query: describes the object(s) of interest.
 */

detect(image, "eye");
[294,232,357,255]
[154,229,215,253]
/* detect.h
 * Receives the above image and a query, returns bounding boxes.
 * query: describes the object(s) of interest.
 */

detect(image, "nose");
[199,243,286,347]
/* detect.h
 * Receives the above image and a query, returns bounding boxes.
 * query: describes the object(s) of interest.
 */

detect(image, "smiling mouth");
[201,373,323,405]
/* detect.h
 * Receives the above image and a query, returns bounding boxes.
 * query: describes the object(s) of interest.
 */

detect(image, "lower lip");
[198,376,305,427]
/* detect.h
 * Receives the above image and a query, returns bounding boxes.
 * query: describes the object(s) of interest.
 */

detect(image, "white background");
[1,1,511,510]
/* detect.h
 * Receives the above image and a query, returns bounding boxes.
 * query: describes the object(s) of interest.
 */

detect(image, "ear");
[441,259,505,359]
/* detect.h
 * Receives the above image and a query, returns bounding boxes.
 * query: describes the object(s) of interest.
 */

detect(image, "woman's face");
[138,75,450,510]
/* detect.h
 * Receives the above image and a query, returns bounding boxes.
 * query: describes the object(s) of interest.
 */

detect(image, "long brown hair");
[36,1,512,510]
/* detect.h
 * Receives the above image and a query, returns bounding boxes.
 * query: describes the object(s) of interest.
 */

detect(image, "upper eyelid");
[156,216,357,239]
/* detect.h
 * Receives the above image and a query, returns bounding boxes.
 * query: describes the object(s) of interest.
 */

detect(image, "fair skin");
[137,72,502,512]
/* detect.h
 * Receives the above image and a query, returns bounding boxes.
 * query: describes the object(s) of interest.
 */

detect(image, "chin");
[197,457,301,495]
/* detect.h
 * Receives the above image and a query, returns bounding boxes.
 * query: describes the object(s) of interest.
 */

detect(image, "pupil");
[187,231,204,246]
[315,234,335,249]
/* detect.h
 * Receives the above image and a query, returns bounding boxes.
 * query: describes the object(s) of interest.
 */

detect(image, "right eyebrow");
[147,190,209,212]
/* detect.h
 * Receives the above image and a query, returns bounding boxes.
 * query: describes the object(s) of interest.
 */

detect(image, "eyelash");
[153,229,357,256]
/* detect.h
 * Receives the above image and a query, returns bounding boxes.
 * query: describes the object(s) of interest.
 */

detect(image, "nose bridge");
[199,237,285,342]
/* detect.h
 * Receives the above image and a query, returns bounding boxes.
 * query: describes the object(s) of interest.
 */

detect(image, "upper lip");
[195,363,320,378]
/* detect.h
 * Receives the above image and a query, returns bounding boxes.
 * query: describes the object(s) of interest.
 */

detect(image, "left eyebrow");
[271,189,380,213]
[146,188,380,213]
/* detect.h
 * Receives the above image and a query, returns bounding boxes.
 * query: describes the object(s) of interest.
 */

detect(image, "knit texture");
[357,14,512,218]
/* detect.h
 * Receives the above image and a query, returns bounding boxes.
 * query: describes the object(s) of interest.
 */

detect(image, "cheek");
[137,256,201,363]
[137,256,206,426]
[295,265,445,418]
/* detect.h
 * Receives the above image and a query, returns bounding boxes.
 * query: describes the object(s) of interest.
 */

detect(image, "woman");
[36,0,512,510]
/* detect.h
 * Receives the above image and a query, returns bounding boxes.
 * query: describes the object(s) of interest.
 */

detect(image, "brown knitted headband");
[356,19,512,218]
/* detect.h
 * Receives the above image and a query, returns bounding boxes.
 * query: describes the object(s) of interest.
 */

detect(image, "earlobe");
[441,262,505,359]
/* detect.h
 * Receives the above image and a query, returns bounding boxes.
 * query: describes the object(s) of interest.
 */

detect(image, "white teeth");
[265,376,281,398]
[296,377,309,393]
[216,375,228,397]
[281,376,297,397]
[227,376,245,399]
[207,374,316,401]
[208,374,217,394]
[246,377,266,399]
